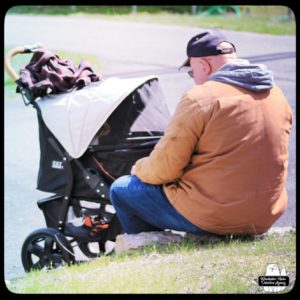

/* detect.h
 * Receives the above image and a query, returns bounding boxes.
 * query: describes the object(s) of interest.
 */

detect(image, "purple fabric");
[18,49,101,99]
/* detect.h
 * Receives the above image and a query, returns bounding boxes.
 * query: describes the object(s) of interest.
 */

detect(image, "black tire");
[77,240,105,258]
[77,216,122,258]
[21,228,75,272]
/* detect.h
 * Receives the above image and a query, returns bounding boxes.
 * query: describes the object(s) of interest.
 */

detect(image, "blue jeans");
[109,175,210,235]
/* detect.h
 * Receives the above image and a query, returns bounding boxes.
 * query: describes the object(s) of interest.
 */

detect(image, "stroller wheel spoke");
[31,261,44,271]
[44,236,54,255]
[27,242,44,259]
[22,228,75,272]
[50,253,65,268]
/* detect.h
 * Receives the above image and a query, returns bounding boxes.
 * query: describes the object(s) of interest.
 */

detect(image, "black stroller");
[5,44,171,272]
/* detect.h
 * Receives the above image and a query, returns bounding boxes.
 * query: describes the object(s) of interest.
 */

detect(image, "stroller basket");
[38,194,116,241]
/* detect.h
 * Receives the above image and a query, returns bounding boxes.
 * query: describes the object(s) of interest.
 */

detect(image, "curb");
[114,227,296,255]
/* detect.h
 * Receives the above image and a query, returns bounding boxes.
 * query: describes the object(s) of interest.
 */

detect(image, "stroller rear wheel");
[78,240,105,258]
[21,228,75,272]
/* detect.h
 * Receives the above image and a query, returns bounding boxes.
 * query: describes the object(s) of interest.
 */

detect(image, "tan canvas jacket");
[135,81,292,235]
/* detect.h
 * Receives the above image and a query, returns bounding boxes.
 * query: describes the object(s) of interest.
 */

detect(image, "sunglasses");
[187,69,194,78]
[178,66,194,78]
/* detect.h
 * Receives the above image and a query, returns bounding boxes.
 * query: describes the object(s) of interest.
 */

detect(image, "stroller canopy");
[37,75,170,158]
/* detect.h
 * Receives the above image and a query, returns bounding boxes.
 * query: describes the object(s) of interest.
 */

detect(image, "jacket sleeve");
[134,93,205,184]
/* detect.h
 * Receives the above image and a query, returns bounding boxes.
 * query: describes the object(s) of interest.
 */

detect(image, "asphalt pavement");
[4,15,296,281]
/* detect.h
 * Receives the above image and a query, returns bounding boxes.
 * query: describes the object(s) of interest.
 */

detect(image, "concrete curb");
[115,231,183,255]
[261,226,295,236]
[114,227,296,255]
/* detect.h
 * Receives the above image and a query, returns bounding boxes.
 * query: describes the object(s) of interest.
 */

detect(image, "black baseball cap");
[179,29,236,69]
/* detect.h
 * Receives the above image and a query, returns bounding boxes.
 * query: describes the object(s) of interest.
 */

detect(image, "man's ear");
[200,59,212,75]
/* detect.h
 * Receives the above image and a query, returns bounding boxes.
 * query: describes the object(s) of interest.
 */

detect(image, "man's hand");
[131,165,137,176]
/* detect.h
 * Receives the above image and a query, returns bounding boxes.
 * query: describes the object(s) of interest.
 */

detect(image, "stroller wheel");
[21,227,75,272]
[78,241,105,258]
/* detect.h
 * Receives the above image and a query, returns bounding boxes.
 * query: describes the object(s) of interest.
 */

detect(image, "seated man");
[109,29,293,236]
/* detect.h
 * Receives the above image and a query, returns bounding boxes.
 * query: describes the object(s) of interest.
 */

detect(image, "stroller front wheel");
[21,227,75,272]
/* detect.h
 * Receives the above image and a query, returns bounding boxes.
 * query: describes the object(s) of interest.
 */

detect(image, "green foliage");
[7,5,192,15]
[6,6,295,36]
[137,6,191,14]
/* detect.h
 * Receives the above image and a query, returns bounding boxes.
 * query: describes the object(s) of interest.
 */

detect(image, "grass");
[6,231,296,294]
[6,6,296,36]
[4,9,296,292]
[75,12,295,36]
[4,47,102,98]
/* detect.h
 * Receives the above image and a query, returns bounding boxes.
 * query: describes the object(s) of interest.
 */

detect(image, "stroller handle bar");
[5,43,44,81]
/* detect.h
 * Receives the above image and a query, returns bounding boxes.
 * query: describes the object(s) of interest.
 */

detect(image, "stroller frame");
[6,44,170,272]
[20,82,121,270]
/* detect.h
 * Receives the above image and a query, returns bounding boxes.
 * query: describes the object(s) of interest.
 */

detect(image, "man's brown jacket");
[135,81,292,235]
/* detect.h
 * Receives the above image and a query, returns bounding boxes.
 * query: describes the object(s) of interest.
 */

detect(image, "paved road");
[4,15,296,281]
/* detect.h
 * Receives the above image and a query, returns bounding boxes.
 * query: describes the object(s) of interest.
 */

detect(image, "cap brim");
[178,57,190,71]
